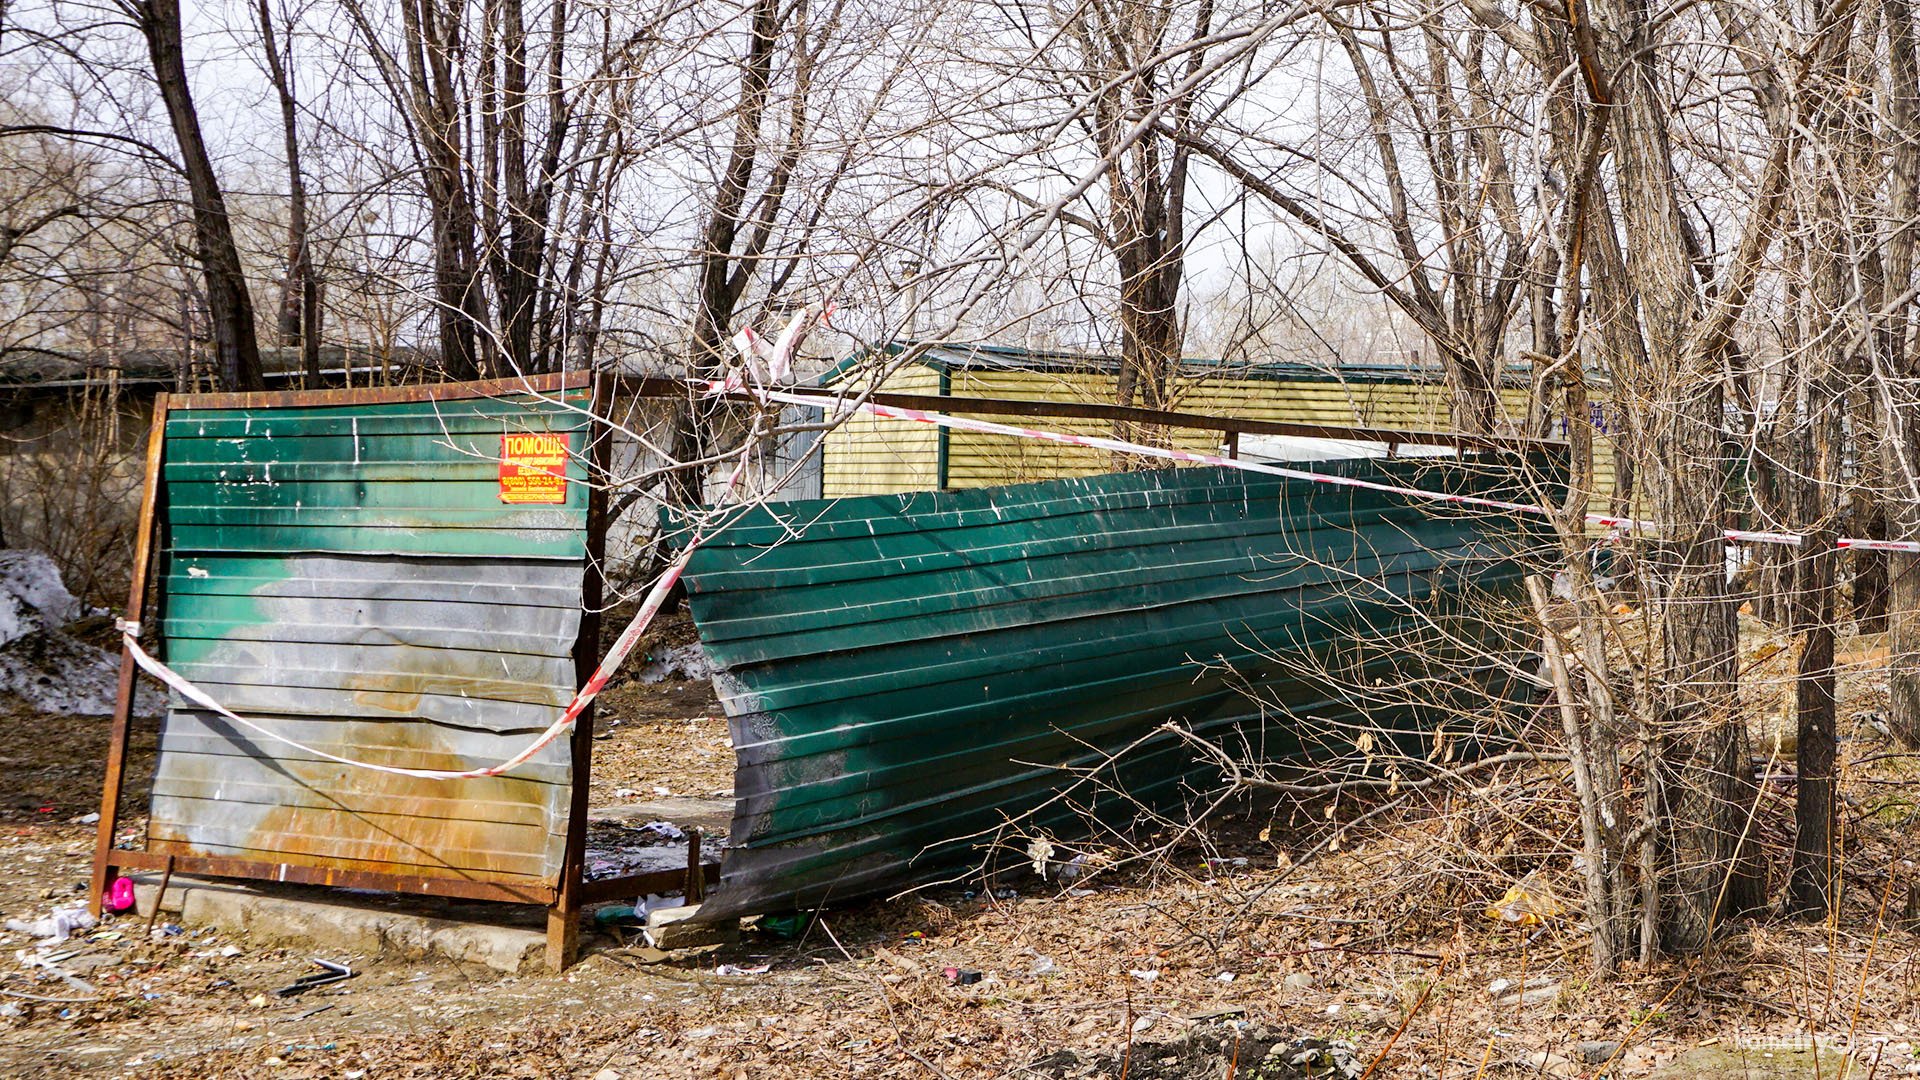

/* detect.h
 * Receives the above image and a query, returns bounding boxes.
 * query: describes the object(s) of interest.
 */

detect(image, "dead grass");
[5,614,1920,1077]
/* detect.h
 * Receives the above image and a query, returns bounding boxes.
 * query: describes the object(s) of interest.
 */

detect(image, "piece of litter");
[1130,969,1159,982]
[713,963,770,976]
[941,967,983,986]
[5,905,95,942]
[275,958,355,997]
[635,893,684,917]
[1027,838,1055,877]
[1484,873,1563,926]
[1216,971,1236,982]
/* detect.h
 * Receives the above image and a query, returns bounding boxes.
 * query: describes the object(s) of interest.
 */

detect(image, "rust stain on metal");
[137,386,591,893]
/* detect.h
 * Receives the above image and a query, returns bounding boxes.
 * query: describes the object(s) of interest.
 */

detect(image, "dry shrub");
[0,394,145,606]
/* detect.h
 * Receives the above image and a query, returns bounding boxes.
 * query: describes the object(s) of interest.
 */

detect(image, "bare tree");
[253,0,320,383]
[124,0,266,391]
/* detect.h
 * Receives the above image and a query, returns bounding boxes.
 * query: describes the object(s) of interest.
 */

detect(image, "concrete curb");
[132,875,546,974]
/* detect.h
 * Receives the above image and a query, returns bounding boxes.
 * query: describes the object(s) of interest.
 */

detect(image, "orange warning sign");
[499,432,570,504]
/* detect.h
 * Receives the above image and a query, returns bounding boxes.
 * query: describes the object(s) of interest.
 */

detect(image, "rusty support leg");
[144,855,175,935]
[547,680,593,972]
[546,904,580,972]
[685,828,706,905]
[91,395,169,917]
[1224,429,1240,460]
[549,373,614,973]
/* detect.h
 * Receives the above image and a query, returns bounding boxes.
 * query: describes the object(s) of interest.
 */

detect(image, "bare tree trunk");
[1597,0,1768,946]
[397,0,491,380]
[131,0,265,392]
[667,0,782,510]
[1884,0,1920,749]
[489,0,566,374]
[1786,0,1855,915]
[255,0,320,384]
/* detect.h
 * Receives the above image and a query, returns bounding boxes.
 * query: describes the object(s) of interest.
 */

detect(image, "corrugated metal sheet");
[145,390,591,888]
[818,361,1621,505]
[820,367,942,497]
[676,459,1547,918]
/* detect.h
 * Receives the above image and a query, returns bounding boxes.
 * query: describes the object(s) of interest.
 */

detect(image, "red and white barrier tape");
[109,337,1920,783]
[746,385,1920,555]
[120,451,754,781]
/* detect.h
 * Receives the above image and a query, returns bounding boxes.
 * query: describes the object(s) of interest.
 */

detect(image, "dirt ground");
[2,615,1919,1078]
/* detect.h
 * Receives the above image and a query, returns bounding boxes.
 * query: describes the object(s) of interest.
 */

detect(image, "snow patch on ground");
[0,550,83,645]
[0,549,146,716]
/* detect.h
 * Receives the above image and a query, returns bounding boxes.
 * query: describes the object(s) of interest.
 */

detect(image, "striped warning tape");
[118,447,756,780]
[109,367,1919,784]
[746,384,1920,555]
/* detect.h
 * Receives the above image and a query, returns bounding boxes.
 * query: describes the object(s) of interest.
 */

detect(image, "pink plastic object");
[105,876,136,913]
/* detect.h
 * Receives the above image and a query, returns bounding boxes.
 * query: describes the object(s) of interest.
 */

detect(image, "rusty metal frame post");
[548,371,614,971]
[91,394,171,916]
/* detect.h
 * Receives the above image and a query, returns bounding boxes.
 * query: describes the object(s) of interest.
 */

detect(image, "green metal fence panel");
[144,387,593,887]
[674,459,1550,918]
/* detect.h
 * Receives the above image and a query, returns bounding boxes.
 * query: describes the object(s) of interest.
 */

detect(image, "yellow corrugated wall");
[820,362,1622,504]
[942,371,1558,490]
[820,366,942,497]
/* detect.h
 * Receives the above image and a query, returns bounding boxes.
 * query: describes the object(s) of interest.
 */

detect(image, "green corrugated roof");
[817,340,1523,389]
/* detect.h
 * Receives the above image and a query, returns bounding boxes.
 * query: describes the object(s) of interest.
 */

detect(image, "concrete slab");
[588,797,732,834]
[1648,1042,1855,1078]
[132,875,547,975]
[643,904,736,950]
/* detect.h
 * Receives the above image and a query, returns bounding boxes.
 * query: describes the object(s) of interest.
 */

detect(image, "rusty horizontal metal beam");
[614,376,1562,453]
[173,370,591,411]
[575,864,722,906]
[106,850,557,905]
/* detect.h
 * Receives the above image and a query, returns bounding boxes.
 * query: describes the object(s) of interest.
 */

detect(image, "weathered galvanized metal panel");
[675,460,1547,918]
[145,390,591,887]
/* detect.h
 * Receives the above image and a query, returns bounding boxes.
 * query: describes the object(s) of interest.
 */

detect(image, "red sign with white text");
[499,432,569,504]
